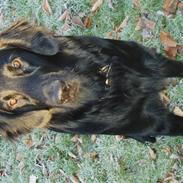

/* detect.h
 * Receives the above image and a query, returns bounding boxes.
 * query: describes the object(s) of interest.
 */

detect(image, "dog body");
[0,21,183,142]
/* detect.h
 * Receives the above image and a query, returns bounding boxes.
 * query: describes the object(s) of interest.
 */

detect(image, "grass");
[0,0,183,182]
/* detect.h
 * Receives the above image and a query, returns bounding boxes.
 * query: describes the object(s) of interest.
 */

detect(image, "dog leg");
[158,55,183,77]
[129,136,156,143]
[156,112,183,136]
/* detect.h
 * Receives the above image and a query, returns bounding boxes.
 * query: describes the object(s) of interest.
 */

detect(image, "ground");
[0,0,183,182]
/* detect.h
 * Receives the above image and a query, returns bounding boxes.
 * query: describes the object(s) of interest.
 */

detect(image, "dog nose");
[43,80,62,105]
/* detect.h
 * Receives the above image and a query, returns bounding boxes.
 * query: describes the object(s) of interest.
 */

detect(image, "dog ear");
[0,110,52,138]
[0,20,59,55]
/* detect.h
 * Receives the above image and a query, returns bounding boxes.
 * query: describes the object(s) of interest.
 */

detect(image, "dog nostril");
[8,98,17,106]
[11,58,23,69]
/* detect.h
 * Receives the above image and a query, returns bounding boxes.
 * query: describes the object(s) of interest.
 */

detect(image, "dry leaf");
[178,2,183,13]
[91,135,97,143]
[133,0,141,8]
[0,9,4,26]
[71,135,83,143]
[68,152,77,159]
[72,16,85,27]
[173,106,183,117]
[177,45,183,54]
[16,153,24,161]
[71,135,79,142]
[59,10,70,21]
[135,18,143,31]
[76,144,83,156]
[84,151,98,159]
[106,31,113,39]
[116,16,129,32]
[61,23,71,33]
[18,161,25,174]
[115,135,126,141]
[84,16,92,28]
[163,0,179,15]
[135,17,155,31]
[0,169,5,177]
[160,31,177,47]
[24,136,33,148]
[91,0,104,13]
[163,146,172,155]
[159,91,170,107]
[165,46,177,58]
[108,0,114,9]
[149,148,156,160]
[42,0,52,15]
[144,19,156,30]
[71,175,80,183]
[29,175,37,183]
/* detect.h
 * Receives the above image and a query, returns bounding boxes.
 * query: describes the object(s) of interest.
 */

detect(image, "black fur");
[0,21,183,143]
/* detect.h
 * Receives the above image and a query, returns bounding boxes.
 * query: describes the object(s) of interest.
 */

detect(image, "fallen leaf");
[115,16,129,32]
[83,151,98,160]
[159,91,170,107]
[0,9,4,26]
[165,46,177,58]
[135,18,143,31]
[173,106,183,117]
[115,135,126,141]
[163,146,172,155]
[144,18,156,30]
[76,144,83,156]
[71,135,83,143]
[16,153,24,161]
[133,0,141,8]
[149,148,157,160]
[91,135,97,143]
[29,175,37,183]
[0,169,6,177]
[84,16,92,28]
[68,152,77,159]
[61,23,71,33]
[135,17,156,31]
[72,16,85,27]
[178,2,183,13]
[18,161,25,174]
[160,31,177,47]
[24,136,33,148]
[91,0,104,13]
[71,135,79,142]
[59,10,70,21]
[163,0,179,15]
[108,0,114,9]
[106,31,113,39]
[71,175,80,183]
[177,45,183,54]
[42,0,52,15]
[78,12,85,17]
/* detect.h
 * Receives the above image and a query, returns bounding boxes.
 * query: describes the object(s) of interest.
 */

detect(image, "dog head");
[0,21,93,138]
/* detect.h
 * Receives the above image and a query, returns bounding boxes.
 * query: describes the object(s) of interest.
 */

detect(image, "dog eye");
[11,58,23,69]
[8,98,17,107]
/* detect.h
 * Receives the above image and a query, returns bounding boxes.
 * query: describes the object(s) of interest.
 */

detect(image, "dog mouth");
[44,79,80,106]
[58,81,79,104]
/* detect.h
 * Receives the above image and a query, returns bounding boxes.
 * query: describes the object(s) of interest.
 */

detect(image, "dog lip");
[44,79,79,105]
[59,81,79,104]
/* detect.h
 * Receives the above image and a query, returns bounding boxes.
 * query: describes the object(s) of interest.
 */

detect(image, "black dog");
[0,20,182,143]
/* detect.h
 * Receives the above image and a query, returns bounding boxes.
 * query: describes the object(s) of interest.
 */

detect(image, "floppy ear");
[0,110,52,138]
[0,20,59,55]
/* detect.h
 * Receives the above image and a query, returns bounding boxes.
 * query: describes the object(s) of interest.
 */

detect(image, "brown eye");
[8,98,17,107]
[12,58,22,69]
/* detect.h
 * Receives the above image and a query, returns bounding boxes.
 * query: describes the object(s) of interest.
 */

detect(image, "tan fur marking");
[0,110,52,136]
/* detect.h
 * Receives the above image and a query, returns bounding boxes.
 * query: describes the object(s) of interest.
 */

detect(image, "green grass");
[0,0,183,182]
